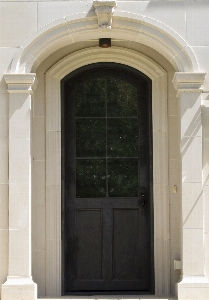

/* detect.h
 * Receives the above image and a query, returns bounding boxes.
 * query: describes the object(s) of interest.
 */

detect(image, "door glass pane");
[76,78,106,117]
[75,78,139,198]
[108,158,138,197]
[107,118,138,157]
[76,159,106,198]
[107,78,137,117]
[76,118,106,157]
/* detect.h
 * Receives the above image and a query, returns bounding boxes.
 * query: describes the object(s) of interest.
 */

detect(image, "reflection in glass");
[108,158,138,197]
[107,79,137,117]
[107,118,138,157]
[76,118,106,157]
[76,79,106,117]
[76,159,106,198]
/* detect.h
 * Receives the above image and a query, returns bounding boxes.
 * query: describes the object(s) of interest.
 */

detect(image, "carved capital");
[4,73,37,94]
[93,1,117,31]
[172,72,206,98]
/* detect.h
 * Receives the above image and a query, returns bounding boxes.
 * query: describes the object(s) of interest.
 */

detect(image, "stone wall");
[0,1,209,299]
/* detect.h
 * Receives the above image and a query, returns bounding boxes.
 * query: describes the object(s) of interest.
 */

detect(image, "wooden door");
[62,63,153,294]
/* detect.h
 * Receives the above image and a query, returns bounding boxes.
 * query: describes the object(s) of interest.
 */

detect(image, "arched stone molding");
[45,47,169,296]
[9,12,198,74]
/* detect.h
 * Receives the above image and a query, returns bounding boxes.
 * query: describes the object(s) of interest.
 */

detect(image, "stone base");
[177,276,209,300]
[1,277,37,300]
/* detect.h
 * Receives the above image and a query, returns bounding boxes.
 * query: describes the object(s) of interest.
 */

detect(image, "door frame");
[45,47,169,296]
[61,63,153,295]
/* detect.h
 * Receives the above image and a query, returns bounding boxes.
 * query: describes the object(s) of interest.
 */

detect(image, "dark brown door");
[62,63,153,294]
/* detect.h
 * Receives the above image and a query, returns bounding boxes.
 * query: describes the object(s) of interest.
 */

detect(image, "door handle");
[141,193,145,206]
[140,187,146,207]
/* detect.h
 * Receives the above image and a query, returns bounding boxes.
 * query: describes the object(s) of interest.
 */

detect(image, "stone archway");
[9,13,197,74]
[45,47,168,296]
[2,11,208,300]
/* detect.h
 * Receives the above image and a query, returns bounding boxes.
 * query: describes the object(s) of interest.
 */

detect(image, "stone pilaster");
[1,74,37,300]
[173,72,209,300]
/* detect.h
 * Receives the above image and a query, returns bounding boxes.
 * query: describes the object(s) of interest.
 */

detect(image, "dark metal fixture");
[99,38,111,48]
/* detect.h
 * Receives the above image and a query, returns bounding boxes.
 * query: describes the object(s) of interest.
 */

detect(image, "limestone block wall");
[0,0,209,299]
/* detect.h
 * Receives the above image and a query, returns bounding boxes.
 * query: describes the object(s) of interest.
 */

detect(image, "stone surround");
[1,1,209,300]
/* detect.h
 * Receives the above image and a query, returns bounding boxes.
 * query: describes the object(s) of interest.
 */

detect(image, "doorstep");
[39,296,177,300]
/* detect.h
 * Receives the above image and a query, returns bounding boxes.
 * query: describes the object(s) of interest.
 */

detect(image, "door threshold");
[39,296,177,300]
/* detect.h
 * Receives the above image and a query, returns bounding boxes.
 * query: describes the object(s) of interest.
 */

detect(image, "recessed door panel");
[75,210,102,280]
[113,209,140,280]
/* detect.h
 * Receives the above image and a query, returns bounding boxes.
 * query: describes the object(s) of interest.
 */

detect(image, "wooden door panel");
[75,209,102,280]
[113,209,140,280]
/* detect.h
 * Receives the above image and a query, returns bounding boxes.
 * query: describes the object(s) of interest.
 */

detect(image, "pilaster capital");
[172,72,206,98]
[4,73,37,94]
[93,0,117,31]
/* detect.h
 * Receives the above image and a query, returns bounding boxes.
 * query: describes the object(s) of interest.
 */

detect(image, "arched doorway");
[61,63,153,294]
[3,10,206,300]
[44,48,168,296]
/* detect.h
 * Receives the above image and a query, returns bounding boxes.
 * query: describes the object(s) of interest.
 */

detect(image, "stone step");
[39,297,177,300]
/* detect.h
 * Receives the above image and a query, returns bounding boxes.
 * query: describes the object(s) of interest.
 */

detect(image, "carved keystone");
[93,1,117,31]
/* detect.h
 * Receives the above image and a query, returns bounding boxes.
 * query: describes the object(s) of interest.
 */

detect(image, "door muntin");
[61,63,153,294]
[75,77,138,198]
